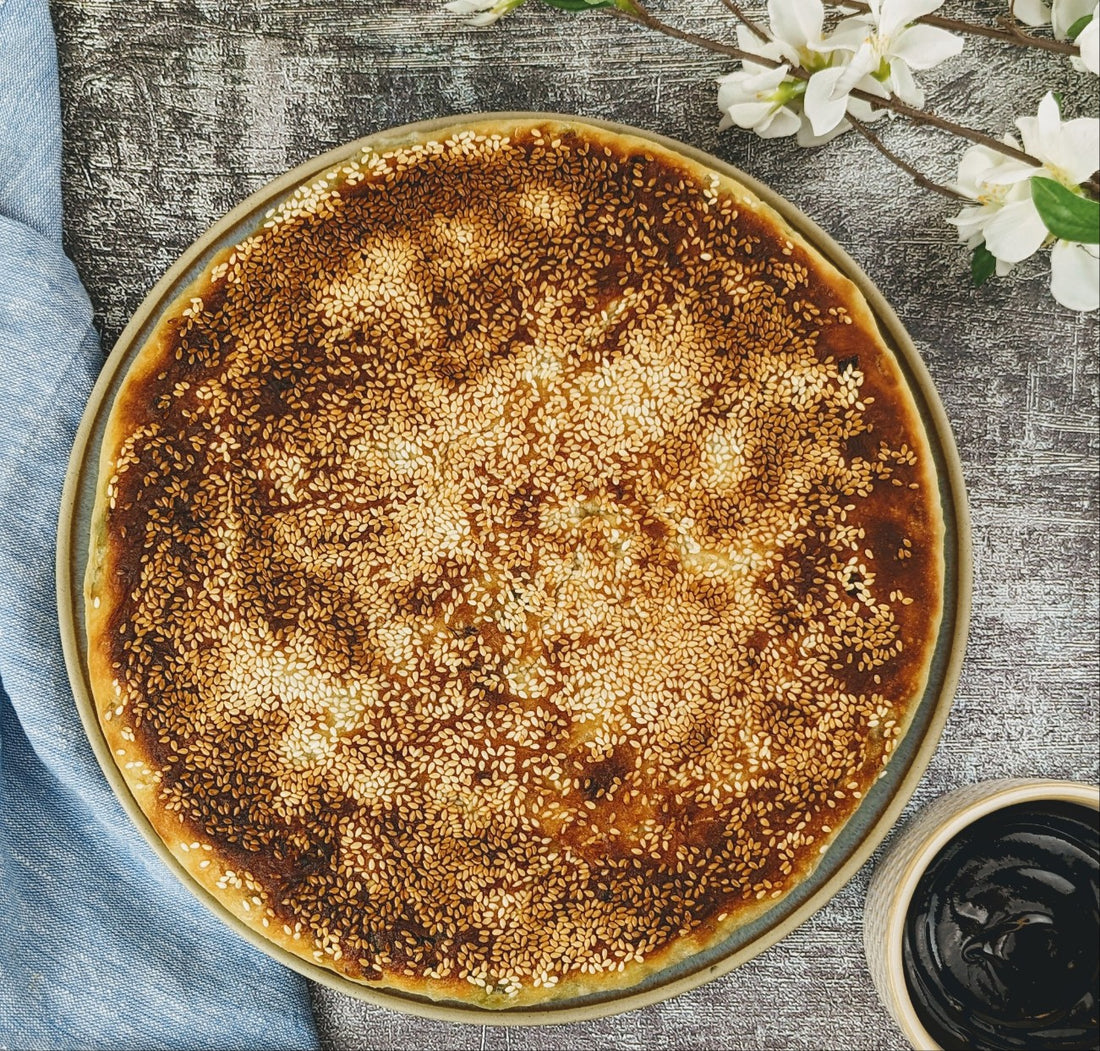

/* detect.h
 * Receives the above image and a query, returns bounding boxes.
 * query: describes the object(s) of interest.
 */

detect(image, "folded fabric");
[0,0,321,1046]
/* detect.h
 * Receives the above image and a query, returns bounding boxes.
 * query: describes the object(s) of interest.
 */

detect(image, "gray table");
[51,1,1099,1047]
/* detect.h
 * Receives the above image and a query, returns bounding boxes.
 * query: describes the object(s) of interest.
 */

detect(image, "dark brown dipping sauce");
[904,799,1099,1051]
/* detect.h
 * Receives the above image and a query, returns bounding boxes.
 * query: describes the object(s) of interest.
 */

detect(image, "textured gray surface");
[51,1,1099,1048]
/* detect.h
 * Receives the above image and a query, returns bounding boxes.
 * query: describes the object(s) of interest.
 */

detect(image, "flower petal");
[1050,240,1100,310]
[724,101,780,129]
[758,107,802,138]
[1015,114,1041,157]
[847,93,889,121]
[717,64,789,109]
[767,0,824,48]
[1015,92,1075,166]
[1057,116,1100,182]
[880,0,944,37]
[821,17,874,51]
[946,203,998,243]
[886,59,924,106]
[1018,92,1100,183]
[737,24,795,64]
[980,159,1041,186]
[954,144,1010,195]
[983,198,1049,263]
[803,67,854,136]
[829,42,878,100]
[716,76,749,112]
[891,25,964,68]
[1035,91,1064,156]
[444,0,516,23]
[1077,11,1100,75]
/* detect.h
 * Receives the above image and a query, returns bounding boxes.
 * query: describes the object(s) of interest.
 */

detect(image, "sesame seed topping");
[89,123,941,1002]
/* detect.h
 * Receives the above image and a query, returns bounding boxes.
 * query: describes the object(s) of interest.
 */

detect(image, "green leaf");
[540,0,612,9]
[971,242,996,287]
[1031,177,1100,244]
[1066,13,1093,39]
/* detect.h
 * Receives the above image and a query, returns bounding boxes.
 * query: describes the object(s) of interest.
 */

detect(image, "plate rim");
[56,110,972,1026]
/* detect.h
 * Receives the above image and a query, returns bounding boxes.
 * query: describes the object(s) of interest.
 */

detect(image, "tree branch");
[618,3,752,58]
[845,86,1038,167]
[717,0,769,42]
[846,117,970,200]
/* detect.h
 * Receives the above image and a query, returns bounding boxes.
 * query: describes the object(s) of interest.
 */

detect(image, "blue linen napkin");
[0,0,322,1046]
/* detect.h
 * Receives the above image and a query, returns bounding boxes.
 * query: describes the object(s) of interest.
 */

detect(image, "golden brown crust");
[86,118,943,1007]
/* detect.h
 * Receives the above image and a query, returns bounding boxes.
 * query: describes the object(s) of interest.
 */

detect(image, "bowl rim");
[56,110,973,1025]
[883,778,1100,1050]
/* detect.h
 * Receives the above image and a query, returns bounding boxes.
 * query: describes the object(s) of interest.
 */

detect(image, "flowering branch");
[832,0,1081,54]
[708,0,1060,198]
[624,0,1041,166]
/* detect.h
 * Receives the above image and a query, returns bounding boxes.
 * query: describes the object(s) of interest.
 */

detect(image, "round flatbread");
[85,118,943,1007]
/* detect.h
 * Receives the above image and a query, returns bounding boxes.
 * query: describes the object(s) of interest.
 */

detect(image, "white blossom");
[807,0,964,134]
[1050,240,1100,309]
[1017,91,1100,186]
[717,63,804,139]
[948,146,1036,275]
[949,93,1100,310]
[1075,4,1099,74]
[717,0,963,143]
[761,0,886,140]
[717,3,855,146]
[444,0,525,26]
[717,0,858,143]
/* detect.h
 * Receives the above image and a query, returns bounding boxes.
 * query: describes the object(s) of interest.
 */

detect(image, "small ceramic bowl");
[864,777,1100,1050]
